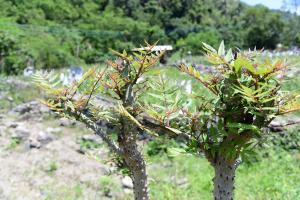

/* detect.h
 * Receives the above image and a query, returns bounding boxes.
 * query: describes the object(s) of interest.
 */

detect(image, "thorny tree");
[148,42,300,200]
[33,43,164,200]
[179,42,300,200]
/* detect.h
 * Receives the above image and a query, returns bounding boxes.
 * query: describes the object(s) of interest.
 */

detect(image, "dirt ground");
[0,102,130,200]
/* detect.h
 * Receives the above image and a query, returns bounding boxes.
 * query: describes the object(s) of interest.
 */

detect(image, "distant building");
[60,65,83,85]
[23,66,35,77]
[132,45,173,64]
[132,45,173,52]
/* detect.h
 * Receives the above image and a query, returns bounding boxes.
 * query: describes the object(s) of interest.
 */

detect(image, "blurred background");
[0,0,299,199]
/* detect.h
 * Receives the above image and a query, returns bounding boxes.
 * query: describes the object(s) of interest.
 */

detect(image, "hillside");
[0,0,299,74]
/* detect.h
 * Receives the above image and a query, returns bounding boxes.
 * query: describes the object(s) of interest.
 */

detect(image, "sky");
[241,0,284,10]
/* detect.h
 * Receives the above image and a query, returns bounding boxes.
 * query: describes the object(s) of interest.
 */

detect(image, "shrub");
[148,42,300,200]
[33,43,164,200]
[176,30,221,54]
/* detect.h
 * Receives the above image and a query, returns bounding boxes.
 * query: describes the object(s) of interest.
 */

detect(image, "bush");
[176,30,221,54]
[146,137,179,157]
[270,126,300,152]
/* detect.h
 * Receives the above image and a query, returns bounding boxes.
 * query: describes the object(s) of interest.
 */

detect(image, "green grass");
[7,137,22,150]
[147,148,300,200]
[43,183,85,200]
[0,75,42,112]
[39,147,300,200]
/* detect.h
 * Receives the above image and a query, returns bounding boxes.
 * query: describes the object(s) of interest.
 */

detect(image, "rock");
[11,127,30,141]
[269,121,281,127]
[269,117,300,132]
[8,122,18,128]
[6,78,30,89]
[287,117,300,125]
[269,126,284,132]
[28,131,54,149]
[36,131,54,144]
[59,118,76,126]
[10,101,50,116]
[79,173,100,185]
[81,134,102,144]
[29,138,41,149]
[7,96,13,102]
[46,127,62,135]
[11,101,37,114]
[0,127,4,136]
[168,176,188,187]
[176,177,188,187]
[121,176,133,189]
[123,188,133,194]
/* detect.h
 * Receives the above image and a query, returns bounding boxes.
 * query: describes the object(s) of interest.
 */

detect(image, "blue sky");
[241,0,284,9]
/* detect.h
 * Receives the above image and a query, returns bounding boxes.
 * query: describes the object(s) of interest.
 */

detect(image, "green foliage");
[98,176,116,197]
[142,75,187,127]
[171,42,300,163]
[146,137,179,157]
[271,125,300,152]
[1,0,300,74]
[241,6,284,49]
[78,137,102,153]
[46,161,58,175]
[176,30,221,54]
[8,137,21,149]
[33,43,164,129]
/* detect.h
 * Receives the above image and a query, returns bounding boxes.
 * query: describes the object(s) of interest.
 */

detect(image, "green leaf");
[227,122,261,137]
[148,93,164,100]
[218,41,225,56]
[234,57,255,73]
[202,42,217,53]
[260,96,277,103]
[225,48,234,62]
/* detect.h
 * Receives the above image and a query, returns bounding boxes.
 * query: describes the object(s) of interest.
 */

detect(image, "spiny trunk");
[119,121,149,200]
[212,156,239,200]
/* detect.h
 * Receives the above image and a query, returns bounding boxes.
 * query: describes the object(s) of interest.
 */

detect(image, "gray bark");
[119,120,149,200]
[213,156,240,200]
[79,111,149,199]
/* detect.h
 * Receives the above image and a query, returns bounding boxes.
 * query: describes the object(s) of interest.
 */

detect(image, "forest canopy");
[0,0,299,74]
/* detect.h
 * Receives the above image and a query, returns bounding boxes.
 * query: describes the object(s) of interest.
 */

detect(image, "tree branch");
[76,111,123,155]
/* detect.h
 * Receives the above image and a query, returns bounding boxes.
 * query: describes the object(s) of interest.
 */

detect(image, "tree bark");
[212,156,239,200]
[119,120,149,200]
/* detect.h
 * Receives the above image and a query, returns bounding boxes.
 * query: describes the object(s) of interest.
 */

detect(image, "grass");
[43,183,85,200]
[38,146,300,200]
[7,137,22,149]
[98,176,118,197]
[45,161,58,176]
[0,75,42,112]
[147,148,300,200]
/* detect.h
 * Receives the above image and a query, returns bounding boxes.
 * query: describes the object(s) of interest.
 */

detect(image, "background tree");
[33,43,164,200]
[1,0,300,75]
[176,29,221,54]
[241,6,284,49]
[282,0,300,47]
